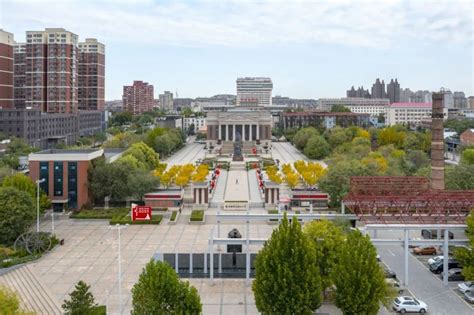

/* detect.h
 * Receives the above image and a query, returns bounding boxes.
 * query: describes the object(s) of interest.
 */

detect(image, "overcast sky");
[1,0,473,100]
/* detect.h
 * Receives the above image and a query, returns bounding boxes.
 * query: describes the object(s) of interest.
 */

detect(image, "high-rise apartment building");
[236,77,273,107]
[13,43,26,108]
[399,88,413,103]
[346,86,370,98]
[371,78,386,99]
[78,39,105,111]
[386,79,400,104]
[0,29,14,109]
[24,28,79,113]
[122,81,154,115]
[159,91,173,112]
[453,91,467,109]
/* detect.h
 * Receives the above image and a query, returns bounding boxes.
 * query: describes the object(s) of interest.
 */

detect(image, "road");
[163,143,205,167]
[375,230,472,315]
[271,142,327,168]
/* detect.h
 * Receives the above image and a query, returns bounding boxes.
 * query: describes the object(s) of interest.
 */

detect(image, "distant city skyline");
[2,0,472,100]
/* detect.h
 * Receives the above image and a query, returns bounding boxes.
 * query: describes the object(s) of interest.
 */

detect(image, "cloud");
[1,0,472,48]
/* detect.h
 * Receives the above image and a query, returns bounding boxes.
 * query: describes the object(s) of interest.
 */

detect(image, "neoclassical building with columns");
[206,110,273,148]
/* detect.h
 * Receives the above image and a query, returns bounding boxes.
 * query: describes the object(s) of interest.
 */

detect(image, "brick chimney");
[431,92,445,190]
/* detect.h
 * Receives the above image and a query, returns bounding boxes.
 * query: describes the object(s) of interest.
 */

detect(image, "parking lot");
[375,229,473,315]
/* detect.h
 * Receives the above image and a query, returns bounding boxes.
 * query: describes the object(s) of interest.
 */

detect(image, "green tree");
[304,135,330,159]
[304,220,345,291]
[331,104,351,112]
[154,134,174,157]
[293,127,319,150]
[455,210,474,280]
[461,149,474,165]
[0,187,35,245]
[62,281,98,315]
[131,259,201,314]
[181,107,193,117]
[188,123,196,135]
[406,150,430,172]
[123,142,160,170]
[332,230,389,315]
[445,164,474,190]
[1,173,51,212]
[110,111,133,126]
[377,126,406,148]
[252,214,322,314]
[0,285,33,315]
[327,126,353,147]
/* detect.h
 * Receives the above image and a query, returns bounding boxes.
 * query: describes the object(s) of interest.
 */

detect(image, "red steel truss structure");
[343,177,474,224]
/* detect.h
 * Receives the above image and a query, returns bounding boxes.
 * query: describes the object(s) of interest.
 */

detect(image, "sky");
[1,0,473,100]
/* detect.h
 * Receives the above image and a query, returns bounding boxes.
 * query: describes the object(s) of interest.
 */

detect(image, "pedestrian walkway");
[209,170,228,207]
[247,170,264,207]
[225,170,249,202]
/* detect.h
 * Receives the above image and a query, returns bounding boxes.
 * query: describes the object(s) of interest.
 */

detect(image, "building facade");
[159,91,173,112]
[460,129,474,146]
[0,108,103,149]
[317,98,389,112]
[385,102,448,126]
[29,149,103,211]
[386,79,400,104]
[371,78,386,99]
[236,77,273,107]
[346,86,370,98]
[183,116,206,131]
[13,43,26,108]
[0,30,14,109]
[281,111,370,130]
[122,81,154,115]
[78,39,105,111]
[24,28,79,113]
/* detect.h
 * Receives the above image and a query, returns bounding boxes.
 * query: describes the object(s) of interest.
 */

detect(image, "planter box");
[168,211,180,225]
[189,214,206,225]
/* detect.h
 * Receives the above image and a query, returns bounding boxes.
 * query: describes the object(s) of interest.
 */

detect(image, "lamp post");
[110,224,128,314]
[51,209,55,235]
[35,178,45,233]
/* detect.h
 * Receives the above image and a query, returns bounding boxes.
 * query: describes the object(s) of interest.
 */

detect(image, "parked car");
[458,281,474,293]
[376,254,381,262]
[392,296,428,313]
[428,255,443,266]
[464,291,474,304]
[386,278,405,294]
[442,268,465,281]
[412,246,437,255]
[430,259,461,274]
[384,267,397,279]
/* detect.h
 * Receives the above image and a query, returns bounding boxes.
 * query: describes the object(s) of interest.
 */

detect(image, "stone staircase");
[220,141,256,154]
[0,265,62,314]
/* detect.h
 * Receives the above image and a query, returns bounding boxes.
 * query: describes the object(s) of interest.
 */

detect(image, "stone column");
[226,124,230,141]
[256,123,260,140]
[233,124,236,141]
[243,124,246,141]
[218,123,222,140]
[249,124,253,141]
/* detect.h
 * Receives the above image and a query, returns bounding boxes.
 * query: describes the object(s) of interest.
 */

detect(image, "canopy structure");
[343,177,474,224]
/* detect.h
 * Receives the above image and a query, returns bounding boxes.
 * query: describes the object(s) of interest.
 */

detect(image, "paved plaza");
[164,143,205,167]
[224,169,249,201]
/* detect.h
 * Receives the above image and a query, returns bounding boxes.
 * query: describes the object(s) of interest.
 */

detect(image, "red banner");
[132,206,152,221]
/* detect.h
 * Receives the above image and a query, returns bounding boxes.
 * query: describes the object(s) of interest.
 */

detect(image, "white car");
[428,255,443,266]
[393,296,428,314]
[458,281,474,293]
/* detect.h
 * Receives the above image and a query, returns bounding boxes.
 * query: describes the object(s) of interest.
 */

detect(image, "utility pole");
[110,224,128,314]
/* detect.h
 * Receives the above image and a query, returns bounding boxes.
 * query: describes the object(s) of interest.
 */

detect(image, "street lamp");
[35,178,45,233]
[110,224,128,314]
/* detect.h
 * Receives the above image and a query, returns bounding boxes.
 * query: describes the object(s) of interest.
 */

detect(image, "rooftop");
[283,111,369,117]
[34,149,100,154]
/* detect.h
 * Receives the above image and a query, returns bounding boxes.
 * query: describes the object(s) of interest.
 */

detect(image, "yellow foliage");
[192,165,209,182]
[281,163,292,175]
[159,172,173,188]
[175,174,190,188]
[285,172,300,189]
[356,128,370,139]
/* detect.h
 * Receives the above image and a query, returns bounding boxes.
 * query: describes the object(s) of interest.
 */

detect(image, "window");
[53,161,63,196]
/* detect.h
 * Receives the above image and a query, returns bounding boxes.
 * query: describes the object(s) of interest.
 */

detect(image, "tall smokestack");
[431,92,445,190]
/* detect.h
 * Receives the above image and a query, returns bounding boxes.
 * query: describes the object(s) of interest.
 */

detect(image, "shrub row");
[109,214,162,225]
[70,208,129,219]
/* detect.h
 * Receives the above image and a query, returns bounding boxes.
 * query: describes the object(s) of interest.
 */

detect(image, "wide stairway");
[220,141,256,154]
[0,265,62,314]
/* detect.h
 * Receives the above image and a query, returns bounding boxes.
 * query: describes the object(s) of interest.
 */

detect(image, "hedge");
[70,208,129,219]
[190,210,204,221]
[109,214,162,225]
[170,211,178,222]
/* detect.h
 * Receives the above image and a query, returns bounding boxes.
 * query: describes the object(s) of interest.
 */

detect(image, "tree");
[455,210,474,280]
[327,126,353,147]
[304,220,346,291]
[445,164,474,190]
[62,281,98,315]
[304,135,330,159]
[253,214,322,314]
[187,123,196,135]
[461,149,474,165]
[331,104,351,112]
[284,172,300,189]
[1,173,50,212]
[377,127,406,149]
[123,142,160,170]
[0,187,35,245]
[332,230,389,315]
[131,259,201,314]
[110,111,133,126]
[0,285,32,315]
[293,127,319,150]
[181,107,193,117]
[406,150,430,172]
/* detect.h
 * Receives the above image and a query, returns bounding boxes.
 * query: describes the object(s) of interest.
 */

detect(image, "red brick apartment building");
[0,29,14,109]
[78,39,105,111]
[122,81,154,115]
